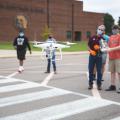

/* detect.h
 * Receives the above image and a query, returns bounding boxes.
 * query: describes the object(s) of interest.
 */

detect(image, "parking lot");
[0,52,120,120]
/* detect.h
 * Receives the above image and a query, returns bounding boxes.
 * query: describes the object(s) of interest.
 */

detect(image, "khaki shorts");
[109,59,120,73]
[102,53,107,64]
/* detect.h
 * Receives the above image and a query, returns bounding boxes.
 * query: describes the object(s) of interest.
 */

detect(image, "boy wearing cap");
[13,32,31,72]
[104,25,120,93]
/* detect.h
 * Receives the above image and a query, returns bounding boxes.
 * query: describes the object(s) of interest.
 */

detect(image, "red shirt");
[108,34,120,59]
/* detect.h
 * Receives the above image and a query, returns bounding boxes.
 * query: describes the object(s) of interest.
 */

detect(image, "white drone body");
[33,40,70,60]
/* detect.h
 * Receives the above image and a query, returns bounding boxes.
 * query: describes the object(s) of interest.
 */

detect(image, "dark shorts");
[17,49,26,60]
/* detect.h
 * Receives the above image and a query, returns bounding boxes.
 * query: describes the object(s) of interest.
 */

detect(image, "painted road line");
[0,82,40,93]
[0,78,19,84]
[0,88,71,107]
[92,81,101,98]
[7,72,19,78]
[46,85,91,98]
[0,76,30,84]
[46,85,120,106]
[86,72,101,98]
[58,71,87,74]
[41,72,54,86]
[0,97,112,120]
[112,116,120,120]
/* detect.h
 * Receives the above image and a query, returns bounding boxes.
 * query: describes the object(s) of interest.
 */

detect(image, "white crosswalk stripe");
[112,116,120,120]
[0,97,112,120]
[0,88,71,107]
[0,77,120,120]
[0,82,40,93]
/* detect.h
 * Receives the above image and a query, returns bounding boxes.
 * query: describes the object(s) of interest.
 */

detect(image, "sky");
[78,0,120,24]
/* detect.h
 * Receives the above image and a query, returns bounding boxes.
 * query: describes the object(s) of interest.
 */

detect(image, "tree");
[104,13,114,35]
[41,25,52,40]
[118,17,120,26]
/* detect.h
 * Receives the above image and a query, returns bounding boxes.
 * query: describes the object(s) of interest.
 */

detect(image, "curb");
[0,50,89,58]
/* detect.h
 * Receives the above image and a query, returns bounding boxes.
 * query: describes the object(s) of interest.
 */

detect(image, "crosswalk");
[0,75,120,120]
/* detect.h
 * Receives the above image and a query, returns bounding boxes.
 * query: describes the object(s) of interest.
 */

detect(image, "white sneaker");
[18,67,22,72]
[21,66,24,71]
[18,66,24,72]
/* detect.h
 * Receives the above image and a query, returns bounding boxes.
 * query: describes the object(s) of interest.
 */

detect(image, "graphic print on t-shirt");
[17,38,24,45]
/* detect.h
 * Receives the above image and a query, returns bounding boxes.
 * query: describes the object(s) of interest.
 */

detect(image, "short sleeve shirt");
[108,34,120,59]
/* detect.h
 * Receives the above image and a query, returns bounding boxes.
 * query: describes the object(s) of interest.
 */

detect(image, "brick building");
[0,0,104,41]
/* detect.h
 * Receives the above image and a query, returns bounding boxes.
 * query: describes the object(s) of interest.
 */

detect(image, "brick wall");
[0,0,104,41]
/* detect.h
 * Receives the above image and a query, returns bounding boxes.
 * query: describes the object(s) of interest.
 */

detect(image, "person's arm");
[26,37,32,54]
[88,37,91,50]
[102,37,120,52]
[103,34,110,43]
[13,38,17,49]
[108,45,120,52]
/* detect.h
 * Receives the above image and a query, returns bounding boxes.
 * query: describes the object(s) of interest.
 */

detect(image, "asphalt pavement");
[0,50,120,120]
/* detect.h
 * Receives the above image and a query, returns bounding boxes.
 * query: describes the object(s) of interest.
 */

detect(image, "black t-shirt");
[13,36,31,51]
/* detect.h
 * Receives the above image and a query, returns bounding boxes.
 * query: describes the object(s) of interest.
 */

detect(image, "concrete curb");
[0,50,89,58]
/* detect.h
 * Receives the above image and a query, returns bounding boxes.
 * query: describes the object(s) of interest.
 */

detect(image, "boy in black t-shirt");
[13,32,31,72]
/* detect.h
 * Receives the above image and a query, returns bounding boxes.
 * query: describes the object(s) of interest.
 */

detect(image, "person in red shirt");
[103,25,120,93]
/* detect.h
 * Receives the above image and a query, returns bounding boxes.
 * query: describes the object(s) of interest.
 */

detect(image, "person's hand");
[89,50,96,56]
[94,45,100,50]
[101,48,111,52]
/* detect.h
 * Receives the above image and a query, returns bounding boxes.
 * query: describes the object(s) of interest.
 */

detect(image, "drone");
[32,40,76,60]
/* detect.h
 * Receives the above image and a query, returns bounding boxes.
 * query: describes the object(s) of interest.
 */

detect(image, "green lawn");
[0,41,88,52]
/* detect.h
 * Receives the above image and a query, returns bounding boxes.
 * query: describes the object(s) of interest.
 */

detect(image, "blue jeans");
[47,56,56,72]
[88,55,102,86]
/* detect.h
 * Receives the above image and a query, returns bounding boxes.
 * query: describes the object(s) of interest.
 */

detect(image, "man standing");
[104,25,120,93]
[44,44,57,74]
[88,26,105,90]
[13,32,31,72]
[93,25,109,81]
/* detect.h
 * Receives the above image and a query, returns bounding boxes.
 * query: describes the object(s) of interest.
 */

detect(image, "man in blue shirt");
[45,44,57,74]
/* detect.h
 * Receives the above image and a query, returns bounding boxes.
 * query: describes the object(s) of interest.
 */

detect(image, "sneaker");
[18,66,24,72]
[54,71,57,74]
[21,66,24,71]
[18,66,22,73]
[105,85,116,91]
[97,86,102,90]
[88,84,93,90]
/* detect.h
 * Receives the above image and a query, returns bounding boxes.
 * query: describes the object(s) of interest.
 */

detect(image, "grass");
[62,41,88,52]
[0,41,88,52]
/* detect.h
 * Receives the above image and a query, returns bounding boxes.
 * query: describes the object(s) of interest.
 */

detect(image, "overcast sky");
[78,0,120,24]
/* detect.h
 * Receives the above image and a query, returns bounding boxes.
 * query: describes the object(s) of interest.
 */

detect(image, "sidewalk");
[0,50,88,58]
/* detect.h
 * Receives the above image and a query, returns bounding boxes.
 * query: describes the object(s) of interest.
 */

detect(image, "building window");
[75,31,81,41]
[66,31,72,41]
[86,31,91,39]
